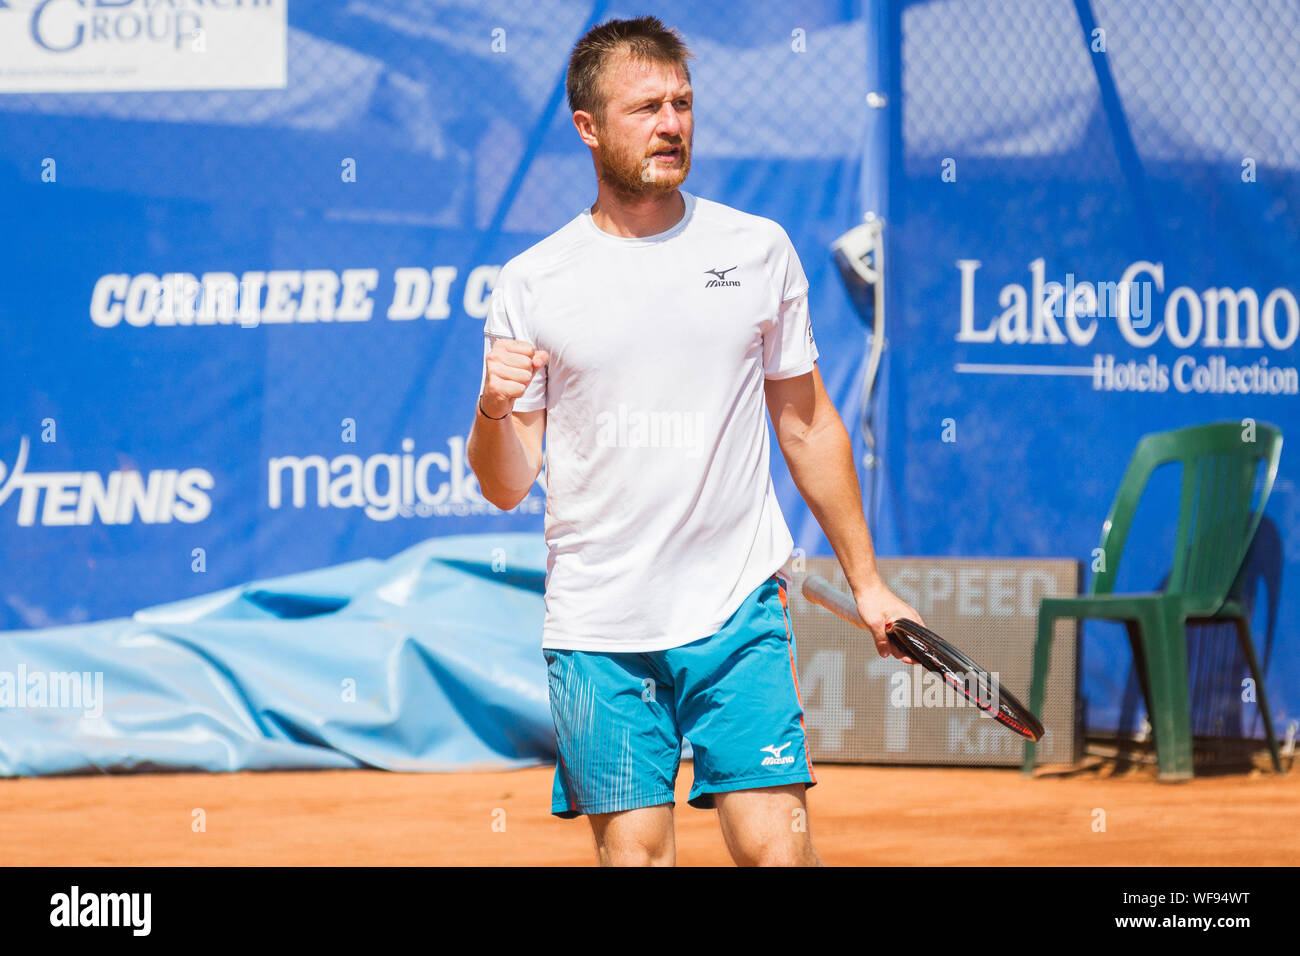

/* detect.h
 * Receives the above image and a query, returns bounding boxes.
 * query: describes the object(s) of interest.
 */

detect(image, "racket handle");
[801,573,867,630]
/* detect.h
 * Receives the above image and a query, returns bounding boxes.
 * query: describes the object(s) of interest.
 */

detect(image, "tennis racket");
[801,572,1044,742]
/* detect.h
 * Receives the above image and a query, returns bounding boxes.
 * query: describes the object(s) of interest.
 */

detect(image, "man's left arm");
[765,366,921,661]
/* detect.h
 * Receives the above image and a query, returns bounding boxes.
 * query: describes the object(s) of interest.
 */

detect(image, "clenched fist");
[480,338,549,419]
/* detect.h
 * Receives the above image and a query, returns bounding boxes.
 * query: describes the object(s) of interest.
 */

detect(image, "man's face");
[591,55,692,197]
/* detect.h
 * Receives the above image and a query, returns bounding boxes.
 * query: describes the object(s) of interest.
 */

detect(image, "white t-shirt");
[481,188,818,652]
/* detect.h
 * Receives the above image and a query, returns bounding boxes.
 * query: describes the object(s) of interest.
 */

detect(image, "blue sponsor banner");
[888,0,1300,734]
[3,0,1293,752]
[0,3,876,630]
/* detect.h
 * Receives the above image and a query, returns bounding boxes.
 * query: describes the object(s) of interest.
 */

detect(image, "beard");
[597,134,691,199]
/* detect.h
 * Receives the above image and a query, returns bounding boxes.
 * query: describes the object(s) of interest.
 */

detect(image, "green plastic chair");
[1022,422,1285,781]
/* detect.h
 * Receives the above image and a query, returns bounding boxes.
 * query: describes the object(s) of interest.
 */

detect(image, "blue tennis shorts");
[544,572,817,818]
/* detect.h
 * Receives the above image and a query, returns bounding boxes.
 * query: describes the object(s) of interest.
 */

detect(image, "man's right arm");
[467,338,549,510]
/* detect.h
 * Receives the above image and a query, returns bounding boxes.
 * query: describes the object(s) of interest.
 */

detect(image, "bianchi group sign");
[0,0,286,93]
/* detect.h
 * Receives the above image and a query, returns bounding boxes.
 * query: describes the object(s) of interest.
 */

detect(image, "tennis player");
[467,15,921,866]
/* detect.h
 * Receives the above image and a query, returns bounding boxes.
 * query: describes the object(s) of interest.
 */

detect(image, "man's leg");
[544,647,682,864]
[714,783,822,866]
[670,573,820,865]
[588,804,676,866]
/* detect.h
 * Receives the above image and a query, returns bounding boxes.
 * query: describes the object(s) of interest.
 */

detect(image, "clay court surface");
[2,760,1295,866]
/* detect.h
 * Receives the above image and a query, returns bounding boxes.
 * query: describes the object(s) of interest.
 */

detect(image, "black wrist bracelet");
[478,399,510,421]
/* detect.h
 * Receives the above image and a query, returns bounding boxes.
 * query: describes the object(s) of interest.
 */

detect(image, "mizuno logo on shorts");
[761,742,795,766]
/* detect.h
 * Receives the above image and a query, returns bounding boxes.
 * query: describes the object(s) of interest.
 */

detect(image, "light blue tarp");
[0,533,554,777]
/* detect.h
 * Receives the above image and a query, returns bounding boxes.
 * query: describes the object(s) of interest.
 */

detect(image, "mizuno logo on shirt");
[761,742,795,766]
[705,266,740,288]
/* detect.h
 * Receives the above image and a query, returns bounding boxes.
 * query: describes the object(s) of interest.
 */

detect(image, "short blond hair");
[566,16,695,123]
